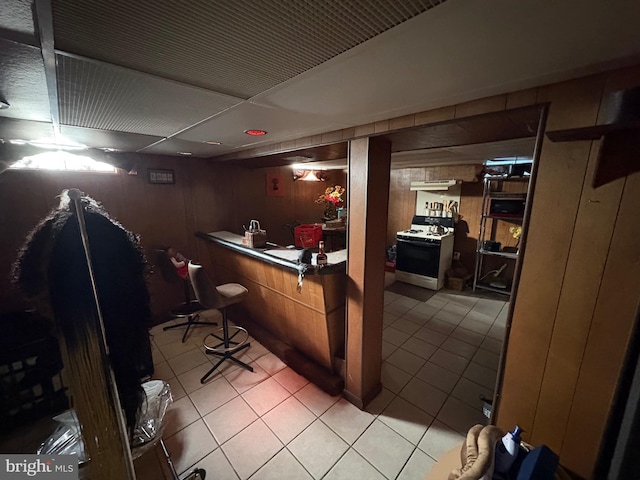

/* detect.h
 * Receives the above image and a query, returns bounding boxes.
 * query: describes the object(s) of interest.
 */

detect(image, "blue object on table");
[515,445,559,480]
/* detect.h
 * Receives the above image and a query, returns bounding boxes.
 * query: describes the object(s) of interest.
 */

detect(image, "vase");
[324,203,338,220]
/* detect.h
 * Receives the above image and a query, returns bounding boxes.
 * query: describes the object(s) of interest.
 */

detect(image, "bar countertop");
[196,231,346,274]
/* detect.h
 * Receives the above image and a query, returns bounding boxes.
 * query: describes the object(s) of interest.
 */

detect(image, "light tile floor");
[146,289,507,480]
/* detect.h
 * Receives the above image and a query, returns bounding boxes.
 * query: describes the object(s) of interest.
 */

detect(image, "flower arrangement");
[315,185,345,220]
[315,185,345,206]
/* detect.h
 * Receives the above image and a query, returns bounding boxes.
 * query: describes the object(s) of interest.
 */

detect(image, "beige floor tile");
[472,349,500,371]
[183,448,239,480]
[440,337,478,359]
[480,336,502,354]
[450,326,485,347]
[424,296,448,309]
[390,317,422,335]
[353,420,414,479]
[382,326,411,347]
[164,419,217,476]
[400,307,430,326]
[163,396,201,437]
[384,296,420,316]
[384,291,401,305]
[168,349,210,376]
[189,375,238,416]
[451,377,494,410]
[408,301,441,320]
[222,419,284,480]
[378,396,433,444]
[381,340,397,360]
[294,382,341,417]
[433,309,465,325]
[364,387,395,416]
[250,448,313,480]
[323,448,386,480]
[399,377,448,417]
[224,362,270,393]
[288,420,349,479]
[203,396,258,445]
[262,396,316,444]
[415,362,460,394]
[401,337,437,360]
[153,361,175,381]
[488,323,506,340]
[242,377,291,416]
[177,362,226,394]
[383,311,399,326]
[151,343,165,366]
[254,352,287,375]
[386,348,427,376]
[413,326,448,347]
[272,367,309,394]
[436,396,487,436]
[429,348,470,375]
[158,338,198,361]
[380,361,412,394]
[245,340,270,360]
[463,362,498,391]
[418,420,465,461]
[439,293,478,309]
[152,326,187,346]
[320,398,375,444]
[473,298,505,317]
[441,302,472,317]
[397,448,436,480]
[464,309,496,325]
[458,317,492,335]
[425,317,456,335]
[166,376,186,401]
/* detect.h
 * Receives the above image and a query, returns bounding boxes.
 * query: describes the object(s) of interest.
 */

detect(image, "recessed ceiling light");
[0,100,10,110]
[244,129,267,136]
[177,151,192,156]
[205,141,222,145]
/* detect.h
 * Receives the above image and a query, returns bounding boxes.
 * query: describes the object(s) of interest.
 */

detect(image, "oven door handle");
[396,238,440,247]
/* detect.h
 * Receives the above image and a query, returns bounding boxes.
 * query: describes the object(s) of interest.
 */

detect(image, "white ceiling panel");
[255,0,640,126]
[59,125,163,152]
[0,39,51,122]
[0,117,53,142]
[139,137,237,158]
[0,0,35,37]
[176,102,350,149]
[56,53,244,137]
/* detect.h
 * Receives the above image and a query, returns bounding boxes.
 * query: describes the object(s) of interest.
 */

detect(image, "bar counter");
[196,231,346,375]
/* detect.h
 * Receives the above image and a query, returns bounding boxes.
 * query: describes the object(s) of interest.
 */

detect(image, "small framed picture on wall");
[266,172,284,196]
[148,169,175,184]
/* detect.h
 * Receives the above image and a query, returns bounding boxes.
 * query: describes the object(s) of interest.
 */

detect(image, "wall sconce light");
[292,169,327,182]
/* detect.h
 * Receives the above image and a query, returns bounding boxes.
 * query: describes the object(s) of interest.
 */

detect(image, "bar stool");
[187,261,253,384]
[155,249,217,342]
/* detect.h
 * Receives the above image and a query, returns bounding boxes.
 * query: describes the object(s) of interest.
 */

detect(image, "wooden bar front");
[198,232,346,374]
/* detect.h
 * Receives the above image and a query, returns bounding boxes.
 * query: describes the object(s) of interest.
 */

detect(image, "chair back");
[188,261,225,310]
[155,249,182,284]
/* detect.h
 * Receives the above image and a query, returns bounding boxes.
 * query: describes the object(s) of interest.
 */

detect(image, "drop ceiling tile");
[176,102,350,147]
[139,137,236,158]
[59,125,163,152]
[0,117,54,142]
[0,39,50,122]
[0,0,36,37]
[56,53,243,137]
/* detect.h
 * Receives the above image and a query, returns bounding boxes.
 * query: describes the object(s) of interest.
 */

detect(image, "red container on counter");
[294,224,323,248]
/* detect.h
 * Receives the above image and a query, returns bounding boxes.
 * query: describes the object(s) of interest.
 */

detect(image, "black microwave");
[489,198,526,217]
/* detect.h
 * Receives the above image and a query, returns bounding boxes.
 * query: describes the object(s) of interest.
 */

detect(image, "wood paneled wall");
[496,66,640,479]
[0,159,346,323]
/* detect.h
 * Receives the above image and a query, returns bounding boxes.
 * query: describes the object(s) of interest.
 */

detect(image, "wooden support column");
[344,136,391,408]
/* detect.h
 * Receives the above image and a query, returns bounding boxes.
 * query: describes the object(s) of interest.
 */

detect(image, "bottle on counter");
[316,241,328,266]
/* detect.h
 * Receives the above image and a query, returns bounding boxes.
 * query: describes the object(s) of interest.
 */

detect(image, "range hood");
[410,180,459,191]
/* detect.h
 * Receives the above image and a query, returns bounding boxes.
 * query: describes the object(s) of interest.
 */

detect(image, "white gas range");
[395,215,455,290]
